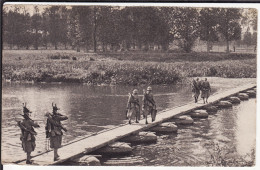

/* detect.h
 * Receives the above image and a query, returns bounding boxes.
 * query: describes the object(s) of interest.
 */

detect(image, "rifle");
[45,113,67,132]
[17,121,37,135]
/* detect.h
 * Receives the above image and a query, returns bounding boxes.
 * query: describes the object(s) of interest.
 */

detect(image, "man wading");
[201,78,211,104]
[126,89,140,124]
[17,103,40,164]
[192,78,201,103]
[45,103,68,161]
[142,86,157,124]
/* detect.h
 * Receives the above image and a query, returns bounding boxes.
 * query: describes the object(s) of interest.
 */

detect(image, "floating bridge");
[14,83,256,165]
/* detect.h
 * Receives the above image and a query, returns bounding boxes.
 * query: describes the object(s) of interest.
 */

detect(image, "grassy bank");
[100,51,256,62]
[2,50,257,85]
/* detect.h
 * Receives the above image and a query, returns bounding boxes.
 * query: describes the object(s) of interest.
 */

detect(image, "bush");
[2,50,256,84]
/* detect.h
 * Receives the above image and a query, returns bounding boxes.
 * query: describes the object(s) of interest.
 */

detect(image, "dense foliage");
[3,6,256,53]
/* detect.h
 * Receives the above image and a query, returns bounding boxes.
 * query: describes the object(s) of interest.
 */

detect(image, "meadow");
[2,50,257,85]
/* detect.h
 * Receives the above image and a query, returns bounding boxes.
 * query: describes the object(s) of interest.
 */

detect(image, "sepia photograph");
[1,2,258,167]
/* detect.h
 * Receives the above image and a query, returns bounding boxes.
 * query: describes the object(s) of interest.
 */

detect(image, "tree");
[41,10,50,49]
[174,8,200,53]
[45,6,62,50]
[218,8,242,53]
[159,7,181,51]
[252,32,257,46]
[59,6,70,49]
[78,6,93,52]
[241,8,257,32]
[93,6,97,52]
[249,9,257,31]
[31,6,42,50]
[4,8,21,49]
[243,27,252,47]
[199,8,220,52]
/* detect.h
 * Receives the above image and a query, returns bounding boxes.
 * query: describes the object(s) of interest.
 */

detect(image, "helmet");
[147,86,152,91]
[52,103,60,112]
[133,89,138,94]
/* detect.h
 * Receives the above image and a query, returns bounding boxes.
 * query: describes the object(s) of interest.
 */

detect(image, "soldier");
[201,78,211,104]
[126,89,140,124]
[17,103,40,164]
[142,86,157,124]
[192,78,201,103]
[45,103,68,161]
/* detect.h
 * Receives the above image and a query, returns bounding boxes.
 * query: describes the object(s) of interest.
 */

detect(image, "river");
[1,77,256,165]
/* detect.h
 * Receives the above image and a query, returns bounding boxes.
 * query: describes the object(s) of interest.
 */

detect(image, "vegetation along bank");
[2,51,256,86]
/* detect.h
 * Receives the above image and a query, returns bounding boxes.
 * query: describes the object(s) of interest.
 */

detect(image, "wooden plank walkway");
[16,83,256,165]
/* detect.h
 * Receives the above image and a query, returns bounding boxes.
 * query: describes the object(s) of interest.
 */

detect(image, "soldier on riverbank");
[126,89,140,124]
[17,103,40,164]
[192,78,201,103]
[142,86,157,124]
[201,78,211,104]
[45,103,68,161]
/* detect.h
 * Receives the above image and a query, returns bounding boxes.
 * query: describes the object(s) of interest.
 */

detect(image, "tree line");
[2,6,257,53]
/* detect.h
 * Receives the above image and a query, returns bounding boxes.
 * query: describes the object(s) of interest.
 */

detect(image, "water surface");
[1,78,256,164]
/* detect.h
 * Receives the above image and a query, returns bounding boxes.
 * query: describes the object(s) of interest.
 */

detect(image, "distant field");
[2,50,257,85]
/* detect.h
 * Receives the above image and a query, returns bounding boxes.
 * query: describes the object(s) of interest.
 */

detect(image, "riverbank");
[2,50,256,85]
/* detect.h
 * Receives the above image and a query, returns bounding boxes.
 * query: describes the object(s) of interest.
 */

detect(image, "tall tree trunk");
[85,44,88,52]
[76,45,80,52]
[55,42,57,50]
[93,7,97,53]
[35,29,38,50]
[207,40,210,53]
[226,40,229,53]
[102,42,105,52]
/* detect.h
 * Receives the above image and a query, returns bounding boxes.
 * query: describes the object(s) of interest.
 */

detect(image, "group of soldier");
[126,86,157,125]
[17,80,210,164]
[17,86,156,164]
[192,78,211,104]
[17,103,68,164]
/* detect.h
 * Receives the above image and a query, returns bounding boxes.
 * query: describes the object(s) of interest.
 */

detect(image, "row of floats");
[67,87,256,166]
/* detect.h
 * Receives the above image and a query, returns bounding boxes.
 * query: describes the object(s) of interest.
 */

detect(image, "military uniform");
[192,79,200,98]
[201,80,211,99]
[127,92,140,124]
[20,119,39,153]
[45,104,68,161]
[18,104,39,164]
[46,113,68,149]
[142,87,156,124]
[192,79,201,103]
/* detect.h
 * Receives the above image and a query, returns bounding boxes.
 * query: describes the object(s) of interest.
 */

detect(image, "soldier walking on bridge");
[201,78,211,104]
[192,78,201,103]
[142,86,157,124]
[126,89,140,124]
[45,103,68,161]
[17,103,40,164]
